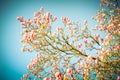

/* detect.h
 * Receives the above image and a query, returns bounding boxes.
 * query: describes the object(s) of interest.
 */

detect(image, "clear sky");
[0,0,101,80]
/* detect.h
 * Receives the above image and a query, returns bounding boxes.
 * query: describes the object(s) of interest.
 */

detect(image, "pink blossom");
[99,26,105,30]
[68,25,71,30]
[118,76,120,80]
[105,35,111,41]
[82,71,85,77]
[67,21,72,25]
[84,40,88,44]
[21,25,26,28]
[21,47,25,52]
[77,63,83,70]
[44,77,49,80]
[17,16,24,22]
[102,48,107,52]
[96,51,100,55]
[100,55,104,60]
[57,27,62,31]
[40,7,44,11]
[94,34,100,40]
[55,72,62,78]
[102,13,106,18]
[27,48,31,52]
[100,3,104,7]
[101,0,105,2]
[100,21,104,25]
[27,65,32,69]
[34,17,37,23]
[27,19,32,24]
[117,8,120,13]
[34,11,41,17]
[44,12,50,21]
[64,56,70,61]
[87,54,93,61]
[100,38,104,42]
[23,74,29,78]
[66,68,73,75]
[116,45,120,50]
[49,76,52,80]
[54,65,59,70]
[95,59,98,64]
[53,16,57,22]
[62,17,69,23]
[77,43,82,48]
[22,21,27,25]
[85,34,89,38]
[84,20,88,25]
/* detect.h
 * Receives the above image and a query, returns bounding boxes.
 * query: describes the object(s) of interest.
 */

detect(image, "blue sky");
[0,0,101,80]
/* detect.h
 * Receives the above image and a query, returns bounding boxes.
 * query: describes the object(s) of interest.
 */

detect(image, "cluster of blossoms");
[17,0,120,80]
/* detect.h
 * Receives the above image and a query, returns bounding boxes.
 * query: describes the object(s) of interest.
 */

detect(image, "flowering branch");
[17,0,120,80]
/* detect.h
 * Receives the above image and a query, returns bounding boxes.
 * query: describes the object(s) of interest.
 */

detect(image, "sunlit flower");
[23,74,29,78]
[53,16,57,22]
[117,8,120,13]
[44,12,51,21]
[118,76,120,80]
[95,59,98,64]
[57,27,62,31]
[66,68,73,75]
[105,35,112,41]
[17,16,24,22]
[87,54,93,62]
[62,17,69,23]
[21,21,27,25]
[84,40,88,44]
[84,20,88,25]
[34,11,41,17]
[55,72,62,78]
[44,77,49,80]
[40,7,44,11]
[77,43,82,48]
[94,34,100,40]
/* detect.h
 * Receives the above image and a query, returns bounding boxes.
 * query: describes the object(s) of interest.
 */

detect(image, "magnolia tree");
[17,0,120,80]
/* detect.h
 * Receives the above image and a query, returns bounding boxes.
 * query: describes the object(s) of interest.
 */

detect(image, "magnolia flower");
[77,43,82,48]
[118,76,120,80]
[94,34,100,40]
[40,7,44,11]
[55,72,62,78]
[57,27,62,31]
[105,35,111,41]
[62,17,69,23]
[53,16,57,22]
[95,59,98,64]
[44,77,49,80]
[87,54,93,62]
[84,40,88,44]
[117,8,120,13]
[66,68,73,75]
[21,21,27,25]
[44,12,51,21]
[67,25,71,30]
[35,11,41,17]
[84,20,88,25]
[17,16,24,22]
[23,74,29,78]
